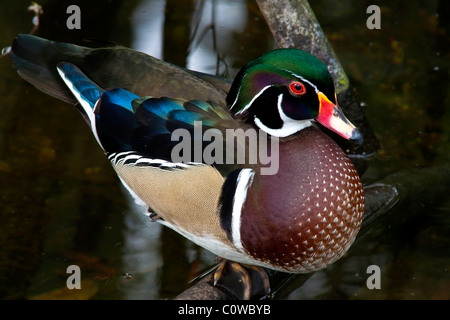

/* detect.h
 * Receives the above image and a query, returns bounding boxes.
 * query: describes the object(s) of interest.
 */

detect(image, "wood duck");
[10,34,364,294]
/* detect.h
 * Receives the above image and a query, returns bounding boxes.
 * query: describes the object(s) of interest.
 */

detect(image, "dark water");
[0,0,448,300]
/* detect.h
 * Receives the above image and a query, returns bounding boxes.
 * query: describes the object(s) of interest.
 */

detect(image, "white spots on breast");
[269,135,364,273]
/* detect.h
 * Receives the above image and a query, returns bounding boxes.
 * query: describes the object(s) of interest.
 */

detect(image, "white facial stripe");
[57,66,103,149]
[229,85,240,111]
[287,71,338,107]
[254,94,312,137]
[234,85,272,116]
[281,69,320,93]
[231,168,255,251]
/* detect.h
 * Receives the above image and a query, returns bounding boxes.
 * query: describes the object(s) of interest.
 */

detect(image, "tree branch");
[256,0,380,156]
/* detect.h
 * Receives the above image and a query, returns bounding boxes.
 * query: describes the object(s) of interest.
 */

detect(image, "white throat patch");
[254,94,312,138]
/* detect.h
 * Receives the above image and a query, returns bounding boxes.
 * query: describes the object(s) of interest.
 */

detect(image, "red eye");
[289,82,306,95]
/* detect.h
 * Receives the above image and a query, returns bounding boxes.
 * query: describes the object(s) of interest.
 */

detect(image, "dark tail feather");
[10,35,231,107]
[9,34,89,104]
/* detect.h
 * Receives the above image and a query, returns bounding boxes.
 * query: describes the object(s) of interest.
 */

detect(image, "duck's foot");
[148,208,164,222]
[212,258,271,300]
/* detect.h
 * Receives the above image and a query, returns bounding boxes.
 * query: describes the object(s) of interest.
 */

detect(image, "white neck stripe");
[254,94,313,137]
[231,168,255,251]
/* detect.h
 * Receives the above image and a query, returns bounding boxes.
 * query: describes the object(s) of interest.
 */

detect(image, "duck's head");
[227,48,362,143]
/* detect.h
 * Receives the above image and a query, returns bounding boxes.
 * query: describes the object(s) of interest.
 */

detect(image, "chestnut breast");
[240,126,364,273]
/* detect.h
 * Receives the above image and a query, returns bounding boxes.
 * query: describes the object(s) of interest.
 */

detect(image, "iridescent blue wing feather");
[56,62,239,165]
[97,89,140,152]
[130,96,234,161]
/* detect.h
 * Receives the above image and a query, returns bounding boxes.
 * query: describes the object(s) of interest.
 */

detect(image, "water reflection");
[132,0,165,59]
[132,0,272,76]
[119,196,162,299]
[184,0,249,75]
